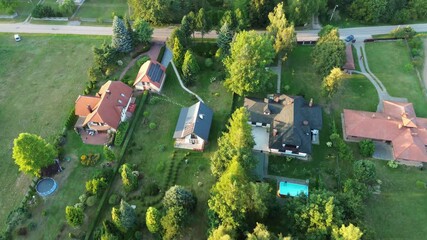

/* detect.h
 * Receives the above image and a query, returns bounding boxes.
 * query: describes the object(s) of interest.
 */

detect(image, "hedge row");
[114,121,130,146]
[85,91,148,240]
[157,45,166,62]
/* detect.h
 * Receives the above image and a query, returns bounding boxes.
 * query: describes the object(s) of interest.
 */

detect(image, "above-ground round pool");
[36,178,57,197]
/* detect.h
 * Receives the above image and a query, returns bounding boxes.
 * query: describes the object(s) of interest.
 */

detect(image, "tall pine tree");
[182,50,199,86]
[217,22,233,57]
[112,16,133,53]
[172,37,185,69]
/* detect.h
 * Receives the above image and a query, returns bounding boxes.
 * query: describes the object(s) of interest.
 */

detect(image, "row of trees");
[330,0,427,24]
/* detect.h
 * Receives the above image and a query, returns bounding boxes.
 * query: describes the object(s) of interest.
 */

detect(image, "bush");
[416,180,426,189]
[144,182,160,196]
[109,194,120,205]
[74,203,85,210]
[81,153,101,166]
[64,107,77,129]
[137,55,151,67]
[86,196,98,207]
[387,160,399,168]
[104,146,116,162]
[65,206,84,227]
[404,63,414,72]
[59,0,76,16]
[79,193,88,204]
[358,140,375,157]
[149,122,157,129]
[391,26,417,39]
[353,160,376,185]
[28,222,37,231]
[114,121,130,146]
[163,185,196,212]
[204,58,214,68]
[86,177,107,195]
[32,4,62,18]
[192,42,218,58]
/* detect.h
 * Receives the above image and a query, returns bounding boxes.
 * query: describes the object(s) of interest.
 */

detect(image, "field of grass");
[365,161,427,239]
[0,0,35,22]
[270,46,378,188]
[76,0,128,20]
[0,33,107,232]
[365,41,427,117]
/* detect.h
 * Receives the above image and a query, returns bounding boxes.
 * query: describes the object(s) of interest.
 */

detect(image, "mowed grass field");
[0,34,107,230]
[365,41,427,117]
[76,0,128,19]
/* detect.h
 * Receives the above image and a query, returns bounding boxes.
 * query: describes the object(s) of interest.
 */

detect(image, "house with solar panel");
[133,60,166,93]
[173,101,213,151]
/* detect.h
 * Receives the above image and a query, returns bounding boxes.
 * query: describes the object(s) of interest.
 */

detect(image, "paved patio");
[372,141,394,160]
[79,131,111,145]
[252,126,270,152]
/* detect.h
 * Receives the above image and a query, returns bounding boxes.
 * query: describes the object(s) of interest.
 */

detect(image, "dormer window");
[118,99,122,104]
[121,93,125,97]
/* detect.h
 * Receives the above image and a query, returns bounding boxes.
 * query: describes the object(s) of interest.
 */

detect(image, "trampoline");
[36,178,57,197]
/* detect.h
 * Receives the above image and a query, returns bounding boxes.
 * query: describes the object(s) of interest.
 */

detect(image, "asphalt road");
[1,22,427,41]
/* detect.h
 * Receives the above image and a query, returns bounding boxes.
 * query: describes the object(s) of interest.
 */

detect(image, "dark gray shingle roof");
[173,101,213,141]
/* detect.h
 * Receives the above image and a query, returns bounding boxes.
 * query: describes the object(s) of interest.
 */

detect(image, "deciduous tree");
[223,30,275,96]
[12,133,56,177]
[312,29,345,78]
[332,223,363,240]
[133,18,153,45]
[247,223,274,240]
[128,0,168,25]
[287,0,327,26]
[208,224,236,240]
[112,16,133,53]
[322,67,345,98]
[267,2,296,57]
[161,206,186,240]
[353,160,376,185]
[358,139,375,157]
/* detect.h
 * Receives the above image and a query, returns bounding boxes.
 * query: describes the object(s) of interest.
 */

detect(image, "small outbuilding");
[134,60,166,93]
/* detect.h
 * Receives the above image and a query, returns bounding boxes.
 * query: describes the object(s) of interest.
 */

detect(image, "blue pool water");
[279,181,308,197]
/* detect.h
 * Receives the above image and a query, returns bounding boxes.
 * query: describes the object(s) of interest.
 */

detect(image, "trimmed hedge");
[64,107,77,130]
[114,121,130,146]
[157,45,166,62]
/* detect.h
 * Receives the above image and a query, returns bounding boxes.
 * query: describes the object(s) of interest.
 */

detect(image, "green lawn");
[365,161,427,239]
[0,0,35,22]
[0,33,107,231]
[76,0,128,20]
[94,58,233,238]
[365,41,427,117]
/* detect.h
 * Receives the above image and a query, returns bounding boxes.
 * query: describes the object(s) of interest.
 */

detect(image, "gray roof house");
[173,101,213,151]
[244,94,322,159]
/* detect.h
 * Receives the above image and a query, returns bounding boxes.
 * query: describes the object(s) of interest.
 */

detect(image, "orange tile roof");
[134,60,166,88]
[343,101,427,162]
[75,81,133,130]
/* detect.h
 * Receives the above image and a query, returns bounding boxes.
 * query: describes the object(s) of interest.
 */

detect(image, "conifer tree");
[182,50,199,86]
[172,37,185,69]
[112,16,133,53]
[217,22,233,57]
[112,200,136,232]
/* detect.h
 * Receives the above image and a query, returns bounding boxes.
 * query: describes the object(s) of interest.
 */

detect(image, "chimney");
[387,116,391,120]
[372,114,376,118]
[87,105,93,113]
[309,98,313,107]
[273,128,278,136]
[398,124,402,129]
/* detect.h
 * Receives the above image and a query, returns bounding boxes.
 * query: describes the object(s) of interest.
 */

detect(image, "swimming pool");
[279,181,308,197]
[36,178,57,197]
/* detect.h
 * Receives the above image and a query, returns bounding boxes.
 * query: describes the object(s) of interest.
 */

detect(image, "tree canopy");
[182,50,200,86]
[211,107,255,177]
[332,223,363,240]
[12,133,56,177]
[287,0,327,26]
[146,207,162,233]
[172,37,185,70]
[208,224,236,240]
[133,18,153,45]
[217,22,234,57]
[267,2,296,57]
[322,67,345,98]
[163,185,196,212]
[223,30,275,96]
[112,16,133,53]
[65,206,84,227]
[312,29,345,78]
[111,200,137,232]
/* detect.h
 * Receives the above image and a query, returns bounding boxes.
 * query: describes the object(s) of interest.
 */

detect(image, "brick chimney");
[87,105,93,113]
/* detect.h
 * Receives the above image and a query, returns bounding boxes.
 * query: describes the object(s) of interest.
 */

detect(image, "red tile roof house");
[342,100,427,166]
[133,60,166,93]
[74,81,134,145]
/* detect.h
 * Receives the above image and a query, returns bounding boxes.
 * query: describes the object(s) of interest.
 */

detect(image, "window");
[118,99,122,104]
[120,93,125,97]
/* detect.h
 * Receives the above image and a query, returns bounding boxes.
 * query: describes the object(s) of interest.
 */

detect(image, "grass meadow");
[0,33,107,232]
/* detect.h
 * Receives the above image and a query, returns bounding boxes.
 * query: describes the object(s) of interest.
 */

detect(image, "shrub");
[353,160,376,185]
[59,0,76,16]
[204,58,214,68]
[144,182,160,196]
[86,196,98,207]
[79,194,88,204]
[28,222,37,231]
[358,140,375,157]
[109,194,120,205]
[65,206,84,227]
[81,153,101,166]
[149,122,157,129]
[86,177,107,195]
[404,63,414,72]
[114,121,130,146]
[121,164,138,192]
[104,146,116,162]
[16,227,27,236]
[391,26,416,39]
[416,180,426,189]
[64,107,77,129]
[163,185,196,212]
[32,4,62,18]
[387,160,399,168]
[74,203,85,210]
[137,55,151,67]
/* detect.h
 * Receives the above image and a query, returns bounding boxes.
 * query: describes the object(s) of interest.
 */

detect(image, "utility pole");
[330,5,338,21]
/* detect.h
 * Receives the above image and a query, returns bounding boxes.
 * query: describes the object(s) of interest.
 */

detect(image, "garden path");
[170,60,204,102]
[270,58,282,93]
[352,41,407,112]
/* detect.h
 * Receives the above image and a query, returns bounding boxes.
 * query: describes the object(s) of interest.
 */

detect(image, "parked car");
[14,34,21,42]
[345,35,354,42]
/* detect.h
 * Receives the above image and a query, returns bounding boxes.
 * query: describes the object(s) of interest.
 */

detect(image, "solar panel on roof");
[148,63,164,83]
